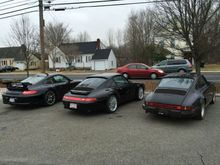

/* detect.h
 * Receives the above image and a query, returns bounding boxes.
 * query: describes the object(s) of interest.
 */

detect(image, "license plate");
[70,103,77,109]
[9,98,15,103]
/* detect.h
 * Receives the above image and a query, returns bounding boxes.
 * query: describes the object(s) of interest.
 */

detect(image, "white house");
[0,46,40,70]
[48,40,117,71]
[91,49,117,70]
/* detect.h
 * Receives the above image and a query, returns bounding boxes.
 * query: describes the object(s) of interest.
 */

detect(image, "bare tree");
[9,16,38,77]
[64,45,80,69]
[124,9,158,64]
[45,22,72,70]
[75,31,91,42]
[156,0,220,74]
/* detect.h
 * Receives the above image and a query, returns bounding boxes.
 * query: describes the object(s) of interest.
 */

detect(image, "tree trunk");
[195,61,201,75]
[26,64,29,77]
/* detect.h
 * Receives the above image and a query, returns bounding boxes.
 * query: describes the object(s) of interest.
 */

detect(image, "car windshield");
[158,78,194,89]
[77,77,106,89]
[21,75,46,85]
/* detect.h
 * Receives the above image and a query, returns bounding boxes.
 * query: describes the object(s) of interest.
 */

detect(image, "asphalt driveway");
[0,98,219,165]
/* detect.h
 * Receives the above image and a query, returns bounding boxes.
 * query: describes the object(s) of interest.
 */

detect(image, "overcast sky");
[0,0,153,47]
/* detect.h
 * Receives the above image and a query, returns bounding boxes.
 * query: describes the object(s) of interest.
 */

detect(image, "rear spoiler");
[6,82,32,90]
[70,89,90,95]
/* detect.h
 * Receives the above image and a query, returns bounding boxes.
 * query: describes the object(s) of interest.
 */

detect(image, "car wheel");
[178,69,186,73]
[137,87,144,100]
[196,101,206,120]
[211,93,216,104]
[122,73,129,79]
[106,95,118,113]
[150,73,157,79]
[44,90,56,106]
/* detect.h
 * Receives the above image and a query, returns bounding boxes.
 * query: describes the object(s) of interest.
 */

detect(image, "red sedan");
[116,63,165,79]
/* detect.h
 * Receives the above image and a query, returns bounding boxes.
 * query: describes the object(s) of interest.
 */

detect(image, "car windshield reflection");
[158,78,194,89]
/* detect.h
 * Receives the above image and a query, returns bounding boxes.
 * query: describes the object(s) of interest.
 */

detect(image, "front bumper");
[142,104,197,118]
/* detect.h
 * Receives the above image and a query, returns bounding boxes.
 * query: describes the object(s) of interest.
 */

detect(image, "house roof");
[92,49,111,60]
[59,41,99,55]
[0,46,24,61]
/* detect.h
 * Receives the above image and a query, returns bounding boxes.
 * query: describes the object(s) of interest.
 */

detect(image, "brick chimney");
[96,38,101,50]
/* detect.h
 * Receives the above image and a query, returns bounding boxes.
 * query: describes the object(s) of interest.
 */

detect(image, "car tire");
[106,95,118,113]
[136,87,144,100]
[178,69,186,73]
[211,94,216,104]
[44,90,56,106]
[122,73,129,79]
[196,101,206,120]
[150,73,157,79]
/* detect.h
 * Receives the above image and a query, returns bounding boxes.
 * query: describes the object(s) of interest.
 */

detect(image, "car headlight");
[158,70,164,73]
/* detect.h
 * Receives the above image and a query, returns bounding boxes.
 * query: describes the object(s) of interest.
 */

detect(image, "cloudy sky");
[0,0,154,47]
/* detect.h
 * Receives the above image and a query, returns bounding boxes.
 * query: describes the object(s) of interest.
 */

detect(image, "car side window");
[196,76,207,89]
[127,65,136,69]
[113,76,129,87]
[53,75,69,83]
[137,64,147,69]
[158,60,167,66]
[44,78,54,84]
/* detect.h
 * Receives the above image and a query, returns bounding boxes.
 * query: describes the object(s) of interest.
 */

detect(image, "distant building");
[48,39,117,71]
[0,46,40,70]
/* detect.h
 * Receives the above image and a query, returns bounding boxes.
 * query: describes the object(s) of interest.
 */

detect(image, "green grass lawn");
[200,64,220,71]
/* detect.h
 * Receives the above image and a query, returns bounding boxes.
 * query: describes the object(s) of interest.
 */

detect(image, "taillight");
[188,63,192,68]
[63,96,97,102]
[22,90,38,95]
[145,101,192,111]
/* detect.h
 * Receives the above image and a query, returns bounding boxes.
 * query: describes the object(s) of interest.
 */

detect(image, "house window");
[111,61,114,67]
[76,56,81,63]
[55,57,61,63]
[86,56,88,63]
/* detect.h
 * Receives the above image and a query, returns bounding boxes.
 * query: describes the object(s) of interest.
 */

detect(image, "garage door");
[94,61,106,70]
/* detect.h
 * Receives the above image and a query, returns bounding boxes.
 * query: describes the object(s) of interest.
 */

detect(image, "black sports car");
[2,73,81,106]
[63,73,145,113]
[142,73,216,120]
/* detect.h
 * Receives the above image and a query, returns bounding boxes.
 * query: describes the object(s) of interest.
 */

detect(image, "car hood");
[149,88,188,105]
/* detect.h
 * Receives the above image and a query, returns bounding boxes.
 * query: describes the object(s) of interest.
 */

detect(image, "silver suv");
[152,59,192,73]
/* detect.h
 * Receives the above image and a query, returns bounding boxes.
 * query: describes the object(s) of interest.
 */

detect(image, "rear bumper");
[63,100,106,112]
[2,94,43,105]
[142,104,197,118]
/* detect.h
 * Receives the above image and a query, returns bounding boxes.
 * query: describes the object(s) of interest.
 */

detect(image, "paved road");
[0,98,219,165]
[0,72,220,81]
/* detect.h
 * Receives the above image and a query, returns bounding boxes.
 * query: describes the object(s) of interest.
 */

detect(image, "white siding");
[48,47,68,69]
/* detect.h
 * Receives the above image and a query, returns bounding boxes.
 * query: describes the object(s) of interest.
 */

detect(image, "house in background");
[0,46,40,70]
[48,39,117,71]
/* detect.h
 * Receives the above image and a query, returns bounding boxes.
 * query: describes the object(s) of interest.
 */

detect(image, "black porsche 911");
[142,73,216,120]
[63,73,145,113]
[2,73,81,106]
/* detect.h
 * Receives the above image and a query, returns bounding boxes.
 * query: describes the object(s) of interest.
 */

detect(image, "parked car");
[63,73,145,113]
[0,66,19,72]
[142,73,216,120]
[152,59,192,73]
[2,73,81,106]
[116,63,165,79]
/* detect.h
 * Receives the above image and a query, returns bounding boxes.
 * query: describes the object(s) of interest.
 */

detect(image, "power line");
[0,10,38,20]
[0,1,38,12]
[48,0,125,6]
[0,5,38,16]
[0,0,35,8]
[0,0,15,5]
[48,0,170,11]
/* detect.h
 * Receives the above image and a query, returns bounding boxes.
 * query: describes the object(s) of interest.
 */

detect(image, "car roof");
[163,72,198,79]
[87,73,121,79]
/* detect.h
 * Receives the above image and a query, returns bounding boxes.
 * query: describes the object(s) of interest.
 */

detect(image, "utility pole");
[39,0,46,73]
